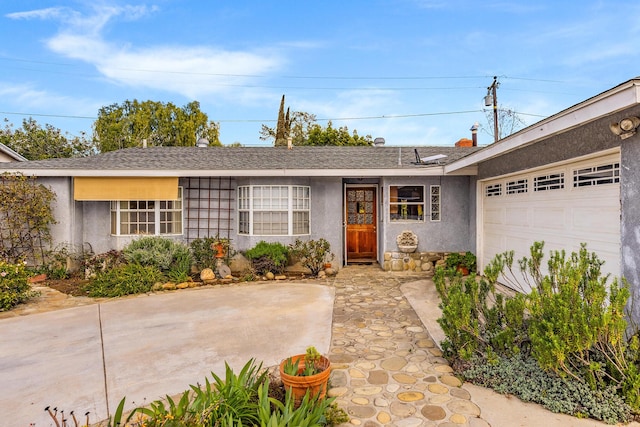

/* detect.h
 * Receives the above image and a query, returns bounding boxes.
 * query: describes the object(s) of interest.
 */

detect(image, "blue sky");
[1,1,639,147]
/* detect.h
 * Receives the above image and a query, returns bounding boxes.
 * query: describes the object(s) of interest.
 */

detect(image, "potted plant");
[445,251,476,276]
[210,237,231,259]
[279,346,331,402]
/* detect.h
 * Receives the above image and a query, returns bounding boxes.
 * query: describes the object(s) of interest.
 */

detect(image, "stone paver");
[328,265,487,426]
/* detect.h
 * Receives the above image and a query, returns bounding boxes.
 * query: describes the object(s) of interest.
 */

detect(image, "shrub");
[245,241,289,275]
[0,260,40,311]
[462,354,631,424]
[435,241,640,417]
[0,173,56,265]
[83,263,163,297]
[123,236,193,277]
[190,235,234,270]
[82,250,126,278]
[289,238,334,276]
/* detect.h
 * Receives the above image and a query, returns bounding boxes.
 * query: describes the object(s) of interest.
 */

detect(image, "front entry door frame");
[344,184,379,264]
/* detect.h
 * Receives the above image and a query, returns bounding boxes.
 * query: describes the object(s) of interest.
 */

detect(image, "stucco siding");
[233,176,343,263]
[621,137,640,323]
[477,112,627,180]
[381,176,473,254]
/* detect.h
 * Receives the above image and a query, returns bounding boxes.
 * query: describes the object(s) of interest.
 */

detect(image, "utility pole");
[485,76,499,143]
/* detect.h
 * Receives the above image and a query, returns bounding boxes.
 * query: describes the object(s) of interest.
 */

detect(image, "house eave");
[1,167,474,178]
[444,78,640,174]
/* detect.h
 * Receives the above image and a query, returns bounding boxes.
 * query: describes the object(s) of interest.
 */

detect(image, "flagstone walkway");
[327,265,489,427]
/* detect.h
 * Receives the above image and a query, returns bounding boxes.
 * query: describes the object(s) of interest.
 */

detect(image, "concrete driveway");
[0,282,334,427]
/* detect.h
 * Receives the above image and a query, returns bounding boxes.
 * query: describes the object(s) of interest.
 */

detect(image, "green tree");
[0,118,95,160]
[260,98,371,146]
[0,173,56,265]
[273,94,290,147]
[304,121,372,146]
[93,100,221,152]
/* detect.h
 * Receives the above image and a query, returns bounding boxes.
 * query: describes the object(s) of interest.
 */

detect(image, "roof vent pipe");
[196,138,209,148]
[470,122,479,147]
[373,137,385,147]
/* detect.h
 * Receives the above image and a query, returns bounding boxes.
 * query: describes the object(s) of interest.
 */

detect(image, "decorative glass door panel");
[346,187,377,260]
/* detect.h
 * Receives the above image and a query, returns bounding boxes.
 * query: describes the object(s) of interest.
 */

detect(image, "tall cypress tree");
[275,95,286,146]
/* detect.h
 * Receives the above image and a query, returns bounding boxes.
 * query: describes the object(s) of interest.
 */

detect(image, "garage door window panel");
[573,162,620,187]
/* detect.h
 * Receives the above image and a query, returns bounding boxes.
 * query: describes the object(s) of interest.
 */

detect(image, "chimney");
[287,136,293,150]
[142,138,147,148]
[470,122,479,147]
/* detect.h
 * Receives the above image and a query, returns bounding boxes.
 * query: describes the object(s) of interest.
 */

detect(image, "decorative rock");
[200,268,215,281]
[450,387,471,400]
[441,375,462,387]
[265,271,275,280]
[428,383,449,394]
[392,373,417,384]
[386,384,400,393]
[162,282,176,290]
[351,397,369,405]
[355,361,376,370]
[421,405,446,420]
[318,270,326,278]
[447,400,481,416]
[368,370,389,384]
[394,418,423,427]
[416,339,435,348]
[377,411,391,423]
[397,391,424,402]
[450,413,467,424]
[434,364,453,373]
[176,282,190,289]
[374,397,389,407]
[274,274,287,280]
[151,282,164,291]
[328,387,348,397]
[347,405,376,418]
[389,401,416,417]
[429,394,451,404]
[353,386,383,395]
[380,356,407,371]
[349,368,366,378]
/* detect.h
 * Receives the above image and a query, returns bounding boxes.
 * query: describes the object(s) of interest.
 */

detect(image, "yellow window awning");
[74,177,179,201]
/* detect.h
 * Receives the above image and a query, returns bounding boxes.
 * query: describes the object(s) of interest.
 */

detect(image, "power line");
[0,56,564,83]
[1,108,548,123]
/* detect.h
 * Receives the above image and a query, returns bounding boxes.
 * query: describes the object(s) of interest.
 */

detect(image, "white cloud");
[8,4,284,101]
[5,7,68,20]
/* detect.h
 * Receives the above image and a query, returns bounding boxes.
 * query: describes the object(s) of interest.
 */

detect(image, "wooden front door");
[346,187,377,261]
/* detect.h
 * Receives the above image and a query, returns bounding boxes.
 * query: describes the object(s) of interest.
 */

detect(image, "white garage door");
[480,151,621,291]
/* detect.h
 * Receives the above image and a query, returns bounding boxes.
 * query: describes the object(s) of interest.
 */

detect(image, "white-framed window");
[389,185,425,222]
[573,162,620,187]
[430,185,441,222]
[506,179,528,194]
[110,187,183,236]
[534,173,564,191]
[237,185,310,235]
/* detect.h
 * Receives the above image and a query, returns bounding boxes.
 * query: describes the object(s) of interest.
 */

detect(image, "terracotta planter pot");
[279,354,331,402]
[456,266,470,276]
[28,273,47,284]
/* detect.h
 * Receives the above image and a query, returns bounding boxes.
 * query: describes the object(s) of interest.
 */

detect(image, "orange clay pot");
[279,354,331,402]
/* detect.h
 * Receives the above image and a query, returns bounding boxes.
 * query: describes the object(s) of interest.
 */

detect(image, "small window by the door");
[389,185,425,222]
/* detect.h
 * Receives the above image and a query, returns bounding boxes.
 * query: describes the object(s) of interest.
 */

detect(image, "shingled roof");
[0,145,482,177]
